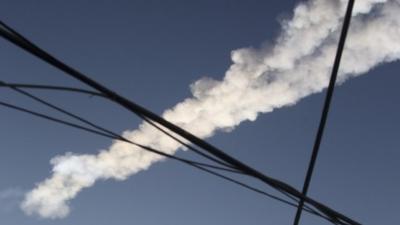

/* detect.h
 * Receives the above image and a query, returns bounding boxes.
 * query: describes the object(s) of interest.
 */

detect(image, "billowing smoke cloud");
[21,0,400,219]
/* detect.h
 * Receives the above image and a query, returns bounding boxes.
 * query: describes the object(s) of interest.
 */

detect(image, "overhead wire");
[0,81,337,221]
[292,1,355,225]
[0,99,231,172]
[0,99,333,220]
[0,19,359,225]
[0,80,338,223]
[0,80,236,170]
[0,82,104,97]
[0,21,353,225]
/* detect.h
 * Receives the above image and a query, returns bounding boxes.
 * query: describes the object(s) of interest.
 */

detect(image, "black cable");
[292,1,355,225]
[138,114,238,170]
[0,99,331,219]
[0,81,341,223]
[0,81,312,209]
[0,99,235,174]
[0,80,237,171]
[0,80,125,141]
[0,81,238,175]
[0,21,360,225]
[0,81,241,168]
[0,82,104,97]
[0,80,335,223]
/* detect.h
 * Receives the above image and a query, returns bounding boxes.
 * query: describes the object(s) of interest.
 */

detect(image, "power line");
[0,19,360,224]
[0,80,337,223]
[0,82,104,97]
[0,80,240,174]
[0,80,237,170]
[0,99,332,220]
[0,80,313,210]
[0,99,225,171]
[292,1,355,225]
[0,80,339,223]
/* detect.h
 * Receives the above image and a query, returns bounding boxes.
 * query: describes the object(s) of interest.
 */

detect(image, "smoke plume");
[0,188,24,213]
[21,0,399,218]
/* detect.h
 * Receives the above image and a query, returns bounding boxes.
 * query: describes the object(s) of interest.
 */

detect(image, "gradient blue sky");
[0,0,399,224]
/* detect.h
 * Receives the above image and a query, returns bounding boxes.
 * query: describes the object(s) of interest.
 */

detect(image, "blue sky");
[0,0,399,224]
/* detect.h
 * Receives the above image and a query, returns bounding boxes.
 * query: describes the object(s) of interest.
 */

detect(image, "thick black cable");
[139,115,334,223]
[0,99,332,219]
[0,21,359,225]
[137,114,237,169]
[193,165,338,224]
[292,1,355,225]
[139,113,339,223]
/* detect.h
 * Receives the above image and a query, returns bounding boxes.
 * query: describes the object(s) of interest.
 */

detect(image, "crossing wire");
[0,80,339,224]
[292,0,355,225]
[0,80,236,170]
[0,18,359,225]
[0,99,335,221]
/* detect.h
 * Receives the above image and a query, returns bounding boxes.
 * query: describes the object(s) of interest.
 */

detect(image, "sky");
[0,0,400,224]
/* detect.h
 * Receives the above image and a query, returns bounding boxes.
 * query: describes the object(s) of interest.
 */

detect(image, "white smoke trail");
[21,0,399,219]
[0,188,24,213]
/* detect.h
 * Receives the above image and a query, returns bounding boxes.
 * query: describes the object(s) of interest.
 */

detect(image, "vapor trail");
[21,0,399,218]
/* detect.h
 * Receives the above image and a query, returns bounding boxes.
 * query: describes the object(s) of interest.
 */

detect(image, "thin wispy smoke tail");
[21,0,400,218]
[0,188,24,213]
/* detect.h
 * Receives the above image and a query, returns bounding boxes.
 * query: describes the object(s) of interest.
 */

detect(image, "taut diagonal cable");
[292,1,355,225]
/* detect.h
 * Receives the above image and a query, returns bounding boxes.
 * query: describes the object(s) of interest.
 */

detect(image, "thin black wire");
[0,81,338,223]
[0,81,123,141]
[0,84,347,219]
[0,99,231,172]
[0,83,348,223]
[0,80,237,171]
[0,81,239,174]
[0,78,338,222]
[292,1,355,225]
[0,81,335,223]
[138,114,237,169]
[0,21,359,225]
[1,81,327,216]
[0,99,332,219]
[0,82,104,97]
[0,81,311,207]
